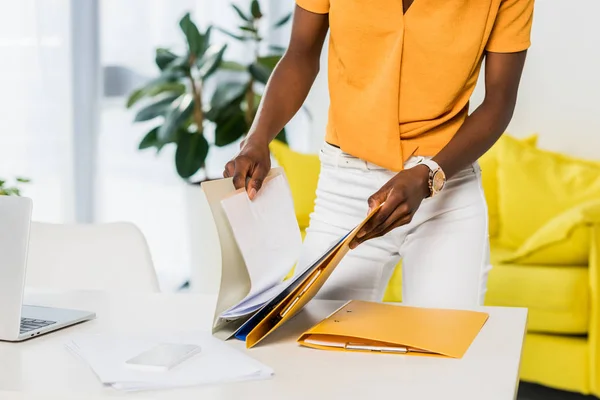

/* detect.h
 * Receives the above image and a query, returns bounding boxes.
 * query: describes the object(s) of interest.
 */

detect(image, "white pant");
[297,143,491,308]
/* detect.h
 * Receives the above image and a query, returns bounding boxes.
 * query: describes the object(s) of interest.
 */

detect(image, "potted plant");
[126,6,296,292]
[0,177,30,196]
[208,0,292,145]
[126,4,294,182]
[126,13,227,181]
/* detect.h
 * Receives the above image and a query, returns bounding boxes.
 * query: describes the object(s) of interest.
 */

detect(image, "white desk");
[0,290,527,400]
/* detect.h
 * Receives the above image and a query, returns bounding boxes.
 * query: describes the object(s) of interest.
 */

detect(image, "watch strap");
[419,159,441,173]
[418,159,445,197]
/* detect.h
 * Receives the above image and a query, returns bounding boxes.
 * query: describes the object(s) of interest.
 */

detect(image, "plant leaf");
[158,94,194,142]
[6,187,20,196]
[175,131,209,179]
[248,62,272,84]
[215,112,247,147]
[209,81,247,110]
[199,26,212,56]
[126,88,146,109]
[16,177,30,183]
[206,91,244,121]
[146,82,187,97]
[220,60,247,72]
[232,4,250,22]
[250,0,263,19]
[133,94,182,122]
[216,27,249,42]
[269,44,286,53]
[257,55,281,70]
[127,70,185,109]
[179,12,203,56]
[164,55,191,73]
[138,127,160,150]
[197,44,227,80]
[155,48,178,70]
[274,127,287,144]
[239,25,257,34]
[273,13,292,28]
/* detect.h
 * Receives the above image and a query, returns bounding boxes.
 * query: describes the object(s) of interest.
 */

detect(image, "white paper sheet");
[65,331,273,392]
[219,174,302,319]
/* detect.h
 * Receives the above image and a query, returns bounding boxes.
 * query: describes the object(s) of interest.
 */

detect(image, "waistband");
[320,142,426,171]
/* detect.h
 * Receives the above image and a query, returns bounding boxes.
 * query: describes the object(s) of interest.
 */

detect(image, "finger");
[223,161,235,178]
[378,214,413,237]
[367,187,389,214]
[355,204,412,245]
[247,164,268,200]
[232,159,251,190]
[356,189,398,240]
[351,203,407,249]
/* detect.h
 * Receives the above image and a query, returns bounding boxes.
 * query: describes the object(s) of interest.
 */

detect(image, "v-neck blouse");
[296,0,534,171]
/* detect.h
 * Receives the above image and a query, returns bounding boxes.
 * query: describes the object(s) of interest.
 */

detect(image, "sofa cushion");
[479,134,538,239]
[269,141,320,231]
[486,243,589,334]
[496,136,600,248]
[500,200,600,266]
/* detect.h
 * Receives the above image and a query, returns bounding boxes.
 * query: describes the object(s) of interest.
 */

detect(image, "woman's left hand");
[349,165,431,249]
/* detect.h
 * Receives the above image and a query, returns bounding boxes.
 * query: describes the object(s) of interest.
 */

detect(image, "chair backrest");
[25,222,159,292]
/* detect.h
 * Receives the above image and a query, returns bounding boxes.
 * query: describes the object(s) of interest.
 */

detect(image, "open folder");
[200,168,380,348]
[297,300,489,358]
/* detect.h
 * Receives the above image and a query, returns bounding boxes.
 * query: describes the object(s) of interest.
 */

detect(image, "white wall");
[306,1,600,159]
[471,1,600,160]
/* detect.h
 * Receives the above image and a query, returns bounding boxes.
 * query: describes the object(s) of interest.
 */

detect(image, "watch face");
[432,170,446,192]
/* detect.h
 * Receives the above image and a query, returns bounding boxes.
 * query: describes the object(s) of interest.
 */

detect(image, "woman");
[224,0,534,308]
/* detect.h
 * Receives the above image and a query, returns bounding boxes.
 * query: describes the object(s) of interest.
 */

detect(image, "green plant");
[0,177,30,196]
[126,13,226,180]
[207,0,294,146]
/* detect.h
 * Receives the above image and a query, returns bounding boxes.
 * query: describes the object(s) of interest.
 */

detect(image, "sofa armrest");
[588,225,600,395]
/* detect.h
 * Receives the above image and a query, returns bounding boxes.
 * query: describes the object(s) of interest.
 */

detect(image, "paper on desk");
[220,173,302,319]
[65,331,273,392]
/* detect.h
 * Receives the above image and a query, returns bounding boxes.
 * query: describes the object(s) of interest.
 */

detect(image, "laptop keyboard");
[20,318,56,334]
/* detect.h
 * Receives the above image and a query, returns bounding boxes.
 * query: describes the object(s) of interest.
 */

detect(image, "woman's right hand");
[222,6,329,200]
[223,138,271,200]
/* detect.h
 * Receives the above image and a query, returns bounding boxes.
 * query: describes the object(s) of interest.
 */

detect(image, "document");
[219,174,302,319]
[65,331,273,391]
[203,168,381,346]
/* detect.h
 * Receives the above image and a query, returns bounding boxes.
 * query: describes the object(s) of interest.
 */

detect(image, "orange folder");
[239,206,381,348]
[297,300,489,358]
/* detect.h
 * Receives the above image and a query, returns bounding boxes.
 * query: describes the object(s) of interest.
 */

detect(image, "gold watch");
[419,159,446,197]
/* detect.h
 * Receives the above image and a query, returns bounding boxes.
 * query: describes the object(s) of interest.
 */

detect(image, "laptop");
[0,196,95,342]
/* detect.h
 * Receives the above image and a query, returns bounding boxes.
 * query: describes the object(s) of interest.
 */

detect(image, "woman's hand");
[349,165,430,249]
[223,138,271,200]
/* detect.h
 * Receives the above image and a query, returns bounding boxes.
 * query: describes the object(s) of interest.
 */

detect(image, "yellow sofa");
[270,136,600,396]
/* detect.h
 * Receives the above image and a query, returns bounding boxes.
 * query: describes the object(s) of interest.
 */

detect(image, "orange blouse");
[296,0,534,171]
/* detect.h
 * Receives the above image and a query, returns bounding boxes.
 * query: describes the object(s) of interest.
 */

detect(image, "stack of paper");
[219,174,302,319]
[65,332,273,391]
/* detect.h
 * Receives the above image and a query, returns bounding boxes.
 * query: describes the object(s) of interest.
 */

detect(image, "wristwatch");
[419,159,446,198]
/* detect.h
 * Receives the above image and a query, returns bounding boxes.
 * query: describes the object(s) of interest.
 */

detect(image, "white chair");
[25,222,159,292]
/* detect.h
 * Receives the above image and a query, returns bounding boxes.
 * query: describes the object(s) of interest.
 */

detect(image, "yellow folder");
[297,300,489,358]
[238,207,381,348]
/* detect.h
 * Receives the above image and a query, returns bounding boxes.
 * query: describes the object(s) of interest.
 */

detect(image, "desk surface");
[0,290,527,400]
